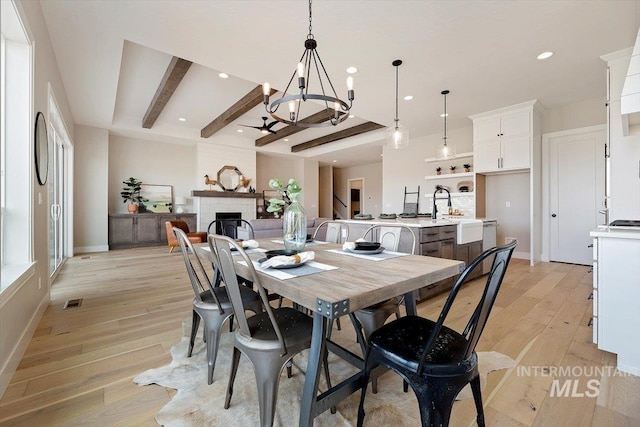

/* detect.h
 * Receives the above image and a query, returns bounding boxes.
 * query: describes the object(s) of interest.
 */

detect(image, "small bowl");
[265,249,298,258]
[354,241,381,251]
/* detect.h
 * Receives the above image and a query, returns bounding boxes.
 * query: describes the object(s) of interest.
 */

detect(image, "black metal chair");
[173,227,261,385]
[356,240,517,427]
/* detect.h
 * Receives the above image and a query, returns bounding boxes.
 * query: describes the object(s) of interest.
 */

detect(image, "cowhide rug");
[134,319,515,426]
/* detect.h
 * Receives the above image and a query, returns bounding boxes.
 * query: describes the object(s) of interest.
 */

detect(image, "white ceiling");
[40,0,639,168]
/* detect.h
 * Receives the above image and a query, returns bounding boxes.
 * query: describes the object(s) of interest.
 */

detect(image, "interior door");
[49,124,65,275]
[549,127,605,265]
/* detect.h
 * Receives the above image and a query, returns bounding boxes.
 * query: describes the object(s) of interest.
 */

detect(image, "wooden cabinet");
[471,105,537,173]
[108,213,197,249]
[418,225,457,301]
[455,240,483,280]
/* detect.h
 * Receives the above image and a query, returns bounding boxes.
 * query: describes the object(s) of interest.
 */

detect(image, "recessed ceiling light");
[349,114,355,119]
[537,51,554,60]
[346,66,358,74]
[237,129,243,133]
[178,117,187,122]
[403,95,413,101]
[440,113,449,117]
[219,72,229,78]
[284,138,289,142]
[332,160,337,163]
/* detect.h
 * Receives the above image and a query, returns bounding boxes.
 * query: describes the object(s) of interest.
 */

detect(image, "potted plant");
[120,177,147,214]
[436,166,442,176]
[449,165,456,174]
[463,163,472,172]
[267,178,306,251]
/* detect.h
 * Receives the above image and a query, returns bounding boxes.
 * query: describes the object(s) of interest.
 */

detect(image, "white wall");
[543,97,606,134]
[74,125,108,252]
[109,135,197,214]
[1,0,75,398]
[382,126,473,213]
[318,165,333,219]
[334,162,383,218]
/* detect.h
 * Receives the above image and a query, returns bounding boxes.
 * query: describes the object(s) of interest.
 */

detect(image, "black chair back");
[207,218,255,239]
[417,239,517,373]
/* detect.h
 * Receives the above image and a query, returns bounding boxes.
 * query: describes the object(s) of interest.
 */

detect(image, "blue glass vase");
[283,196,306,252]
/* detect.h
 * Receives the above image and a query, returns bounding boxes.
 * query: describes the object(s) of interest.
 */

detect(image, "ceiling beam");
[254,109,346,147]
[142,56,192,129]
[201,85,276,138]
[290,122,385,153]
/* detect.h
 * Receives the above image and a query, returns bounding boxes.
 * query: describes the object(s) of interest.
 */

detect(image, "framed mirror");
[34,111,49,185]
[216,165,242,191]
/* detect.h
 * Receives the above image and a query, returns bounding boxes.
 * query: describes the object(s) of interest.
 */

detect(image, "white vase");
[283,198,306,252]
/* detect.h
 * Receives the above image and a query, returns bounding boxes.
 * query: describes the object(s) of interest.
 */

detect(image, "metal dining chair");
[209,234,332,427]
[207,218,255,240]
[173,227,261,385]
[357,240,518,427]
[350,223,416,392]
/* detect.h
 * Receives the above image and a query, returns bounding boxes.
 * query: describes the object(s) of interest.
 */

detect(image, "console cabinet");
[108,213,197,249]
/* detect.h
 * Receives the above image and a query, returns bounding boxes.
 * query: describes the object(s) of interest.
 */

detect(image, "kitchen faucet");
[432,185,452,220]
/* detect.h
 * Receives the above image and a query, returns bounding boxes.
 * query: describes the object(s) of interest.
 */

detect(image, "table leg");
[299,311,328,427]
[404,290,417,316]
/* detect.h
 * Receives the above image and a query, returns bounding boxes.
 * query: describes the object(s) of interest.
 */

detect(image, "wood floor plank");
[0,247,637,426]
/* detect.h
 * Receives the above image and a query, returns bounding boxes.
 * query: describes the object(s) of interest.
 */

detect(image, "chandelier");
[262,0,354,127]
[436,89,456,159]
[385,59,409,149]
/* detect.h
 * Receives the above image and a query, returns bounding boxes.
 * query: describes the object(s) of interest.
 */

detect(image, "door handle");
[551,214,557,218]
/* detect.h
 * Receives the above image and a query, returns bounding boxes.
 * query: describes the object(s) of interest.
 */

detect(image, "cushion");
[250,218,283,231]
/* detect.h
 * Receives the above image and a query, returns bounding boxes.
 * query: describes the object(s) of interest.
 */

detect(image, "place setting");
[237,249,338,280]
[327,239,411,261]
[198,239,267,256]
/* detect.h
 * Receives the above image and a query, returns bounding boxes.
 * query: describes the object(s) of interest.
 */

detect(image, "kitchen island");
[590,226,640,376]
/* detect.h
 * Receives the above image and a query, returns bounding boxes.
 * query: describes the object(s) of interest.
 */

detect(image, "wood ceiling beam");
[201,85,276,138]
[142,56,192,129]
[290,122,385,153]
[254,109,346,147]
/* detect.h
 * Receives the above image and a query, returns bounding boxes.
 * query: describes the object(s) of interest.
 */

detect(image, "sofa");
[237,217,331,240]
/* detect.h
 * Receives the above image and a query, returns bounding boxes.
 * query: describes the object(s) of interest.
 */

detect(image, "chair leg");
[188,311,200,358]
[414,378,461,427]
[286,360,292,378]
[356,356,375,427]
[206,328,221,385]
[224,347,242,409]
[252,354,286,427]
[228,314,234,332]
[470,375,485,427]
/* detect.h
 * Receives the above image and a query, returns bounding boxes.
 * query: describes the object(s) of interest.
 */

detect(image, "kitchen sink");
[453,219,483,244]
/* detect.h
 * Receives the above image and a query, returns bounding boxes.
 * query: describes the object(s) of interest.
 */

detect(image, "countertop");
[590,226,640,240]
[338,217,497,228]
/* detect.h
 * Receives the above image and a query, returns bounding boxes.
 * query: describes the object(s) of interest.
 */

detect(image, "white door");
[549,126,605,265]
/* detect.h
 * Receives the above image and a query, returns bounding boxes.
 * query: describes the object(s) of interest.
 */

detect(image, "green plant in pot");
[121,177,147,214]
[463,163,472,172]
[449,165,456,174]
[436,166,442,175]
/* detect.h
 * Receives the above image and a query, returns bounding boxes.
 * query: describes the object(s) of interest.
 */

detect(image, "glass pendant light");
[436,90,456,160]
[385,60,409,149]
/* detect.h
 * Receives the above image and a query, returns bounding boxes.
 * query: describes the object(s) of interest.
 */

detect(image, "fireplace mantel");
[191,190,260,198]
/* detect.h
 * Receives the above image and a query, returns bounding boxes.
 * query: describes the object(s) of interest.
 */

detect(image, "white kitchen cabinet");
[471,102,540,173]
[590,228,640,375]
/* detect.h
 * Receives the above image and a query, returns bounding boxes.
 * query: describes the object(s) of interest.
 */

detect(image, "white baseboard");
[0,291,49,399]
[74,245,109,254]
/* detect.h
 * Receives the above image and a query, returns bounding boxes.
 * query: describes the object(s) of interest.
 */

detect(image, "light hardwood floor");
[0,246,638,426]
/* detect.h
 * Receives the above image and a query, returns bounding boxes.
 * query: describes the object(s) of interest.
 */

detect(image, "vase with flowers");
[267,178,306,251]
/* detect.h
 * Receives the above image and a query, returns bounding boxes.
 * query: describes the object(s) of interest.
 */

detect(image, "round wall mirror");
[34,111,49,185]
[216,165,242,191]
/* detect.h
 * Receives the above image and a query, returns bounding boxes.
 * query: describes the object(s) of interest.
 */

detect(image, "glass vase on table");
[283,194,307,252]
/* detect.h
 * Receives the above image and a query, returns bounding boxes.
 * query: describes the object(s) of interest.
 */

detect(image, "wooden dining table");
[196,238,464,426]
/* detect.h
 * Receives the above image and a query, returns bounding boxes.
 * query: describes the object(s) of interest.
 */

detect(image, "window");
[0,0,34,292]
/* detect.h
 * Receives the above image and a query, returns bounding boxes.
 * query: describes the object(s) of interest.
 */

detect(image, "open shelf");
[424,151,473,163]
[424,171,474,180]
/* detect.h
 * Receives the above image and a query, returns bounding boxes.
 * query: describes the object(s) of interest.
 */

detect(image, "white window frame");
[0,0,35,294]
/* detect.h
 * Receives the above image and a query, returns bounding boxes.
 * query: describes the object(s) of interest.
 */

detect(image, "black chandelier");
[262,0,354,127]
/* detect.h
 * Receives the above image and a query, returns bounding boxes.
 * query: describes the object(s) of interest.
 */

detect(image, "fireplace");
[191,191,259,233]
[213,212,242,238]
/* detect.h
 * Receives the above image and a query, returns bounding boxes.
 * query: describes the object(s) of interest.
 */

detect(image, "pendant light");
[385,60,409,149]
[262,0,354,127]
[436,90,456,160]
